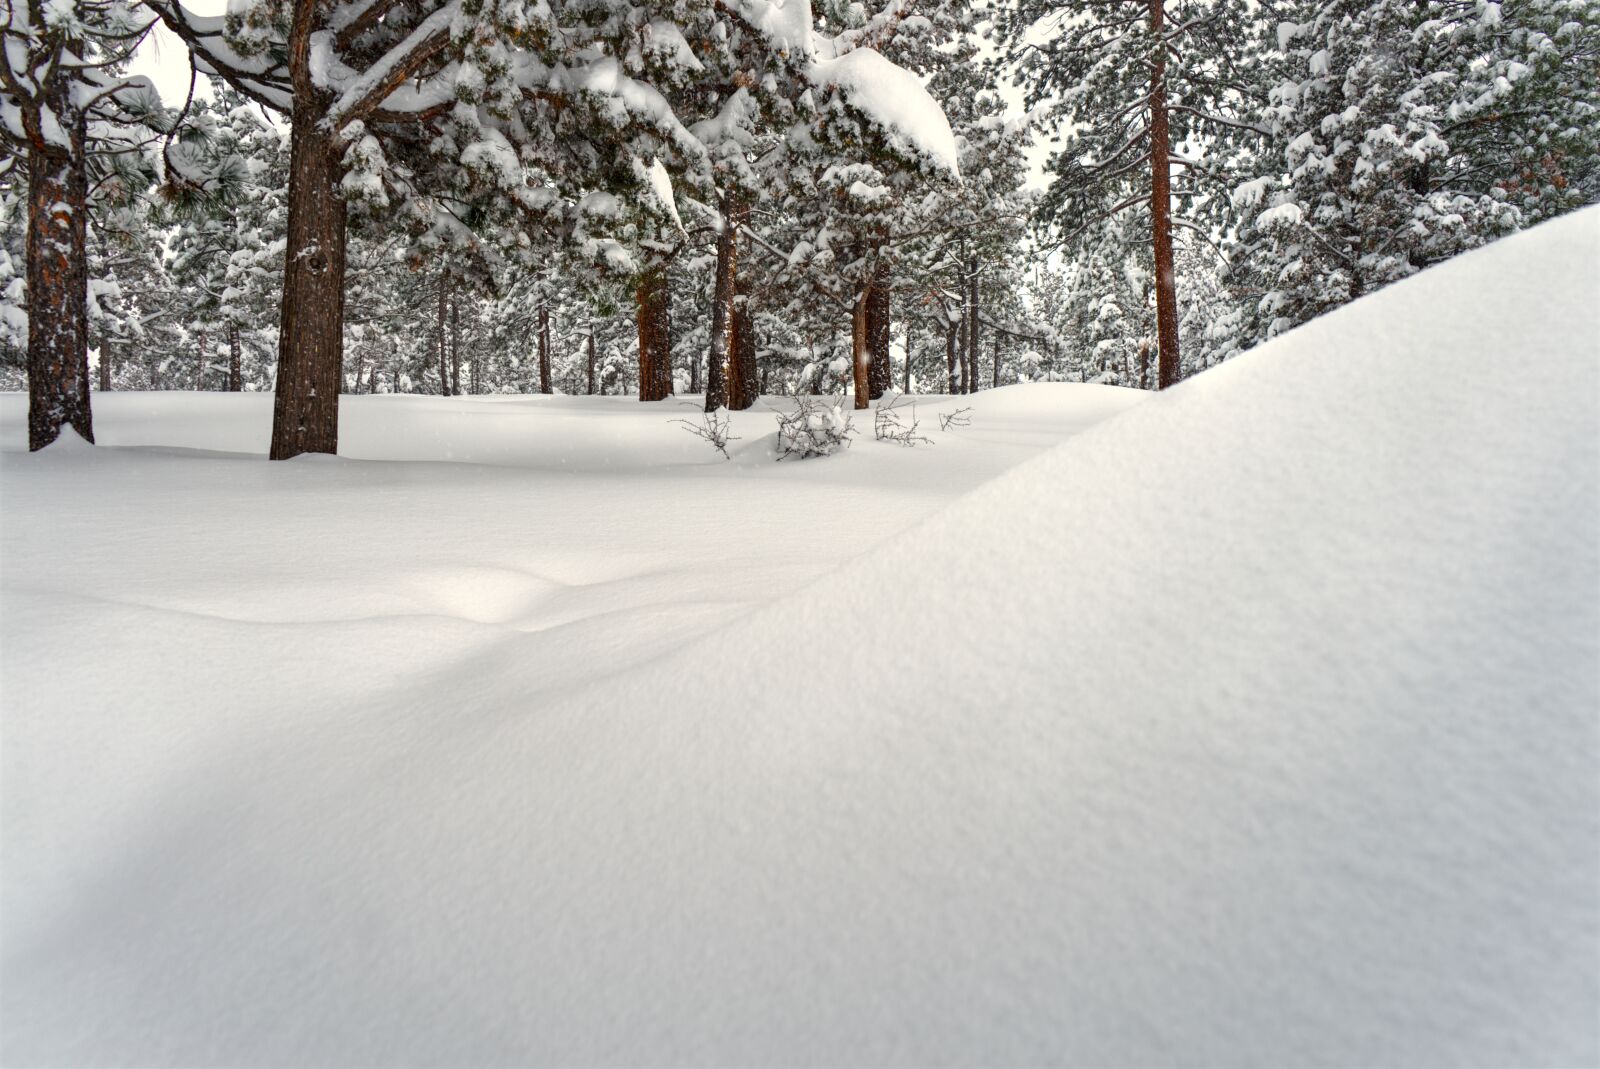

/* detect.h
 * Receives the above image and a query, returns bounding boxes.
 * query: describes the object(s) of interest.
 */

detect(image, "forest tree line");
[2,0,1594,455]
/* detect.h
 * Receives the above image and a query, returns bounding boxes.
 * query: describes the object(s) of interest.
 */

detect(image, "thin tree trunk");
[98,331,112,392]
[228,325,242,391]
[586,323,596,395]
[704,197,739,411]
[851,286,870,410]
[946,316,958,394]
[1150,0,1181,390]
[450,297,461,396]
[269,106,346,460]
[436,270,450,396]
[992,331,1000,389]
[903,326,912,394]
[729,279,757,409]
[196,329,208,390]
[867,273,890,400]
[965,263,980,394]
[25,124,93,450]
[538,300,552,394]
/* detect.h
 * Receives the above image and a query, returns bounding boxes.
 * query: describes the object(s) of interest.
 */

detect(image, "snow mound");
[538,207,1599,1062]
[3,211,1596,1065]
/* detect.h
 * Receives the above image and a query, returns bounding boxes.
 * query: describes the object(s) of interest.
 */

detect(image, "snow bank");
[3,211,1597,1064]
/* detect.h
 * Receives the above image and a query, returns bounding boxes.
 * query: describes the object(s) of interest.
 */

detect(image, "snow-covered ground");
[3,208,1598,1065]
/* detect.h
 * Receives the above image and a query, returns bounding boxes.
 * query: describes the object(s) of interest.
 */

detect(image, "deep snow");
[2,208,1598,1066]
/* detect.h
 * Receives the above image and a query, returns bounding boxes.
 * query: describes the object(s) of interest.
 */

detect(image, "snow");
[646,157,686,233]
[811,47,960,176]
[3,209,1598,1063]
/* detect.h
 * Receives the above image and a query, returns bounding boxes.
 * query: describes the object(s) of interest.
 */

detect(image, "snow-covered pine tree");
[1227,0,1598,343]
[1,0,168,448]
[998,0,1255,389]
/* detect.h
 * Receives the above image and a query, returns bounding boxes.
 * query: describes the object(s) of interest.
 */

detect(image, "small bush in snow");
[674,408,739,459]
[873,393,932,447]
[775,396,855,459]
[939,406,974,432]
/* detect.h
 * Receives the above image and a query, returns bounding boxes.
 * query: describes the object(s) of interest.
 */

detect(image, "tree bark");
[946,316,958,394]
[197,329,209,390]
[636,264,672,401]
[538,300,552,394]
[728,280,757,410]
[867,274,891,400]
[98,331,112,392]
[992,331,1000,389]
[228,324,242,391]
[25,125,94,450]
[449,296,461,396]
[903,326,911,394]
[1149,0,1181,390]
[586,323,596,395]
[704,198,739,412]
[851,287,870,410]
[964,263,980,394]
[436,270,450,396]
[269,111,346,460]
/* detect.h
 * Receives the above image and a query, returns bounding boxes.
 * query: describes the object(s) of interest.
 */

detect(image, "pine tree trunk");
[98,331,112,392]
[636,264,672,401]
[586,324,596,395]
[946,317,958,394]
[903,326,912,394]
[728,279,757,410]
[867,274,891,400]
[25,125,93,450]
[538,301,552,394]
[851,288,870,410]
[1149,0,1181,390]
[992,332,1000,389]
[228,325,242,391]
[450,297,461,396]
[704,198,739,412]
[196,329,208,390]
[270,112,346,460]
[436,271,450,396]
[965,264,980,394]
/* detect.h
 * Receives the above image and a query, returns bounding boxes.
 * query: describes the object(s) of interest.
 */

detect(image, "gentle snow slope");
[5,210,1599,1066]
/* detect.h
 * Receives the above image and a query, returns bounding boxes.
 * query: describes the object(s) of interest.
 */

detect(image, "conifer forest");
[2,0,1598,1062]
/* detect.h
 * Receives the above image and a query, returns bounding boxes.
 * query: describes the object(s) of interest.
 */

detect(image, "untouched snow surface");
[4,209,1599,1065]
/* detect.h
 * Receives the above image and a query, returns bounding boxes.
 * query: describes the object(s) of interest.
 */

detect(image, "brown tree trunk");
[965,264,980,394]
[704,198,739,411]
[586,323,596,395]
[98,332,112,392]
[1150,0,1181,390]
[270,114,346,460]
[449,297,461,396]
[26,127,94,450]
[867,274,891,400]
[436,271,450,396]
[946,316,958,394]
[992,331,1001,389]
[196,329,209,390]
[538,301,552,394]
[851,287,870,410]
[636,264,672,401]
[903,327,912,394]
[228,325,242,391]
[728,281,757,410]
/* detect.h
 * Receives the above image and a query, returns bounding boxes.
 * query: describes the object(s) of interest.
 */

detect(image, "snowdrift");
[5,209,1597,1065]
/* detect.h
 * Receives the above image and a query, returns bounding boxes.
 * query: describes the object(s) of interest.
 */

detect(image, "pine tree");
[1,0,169,448]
